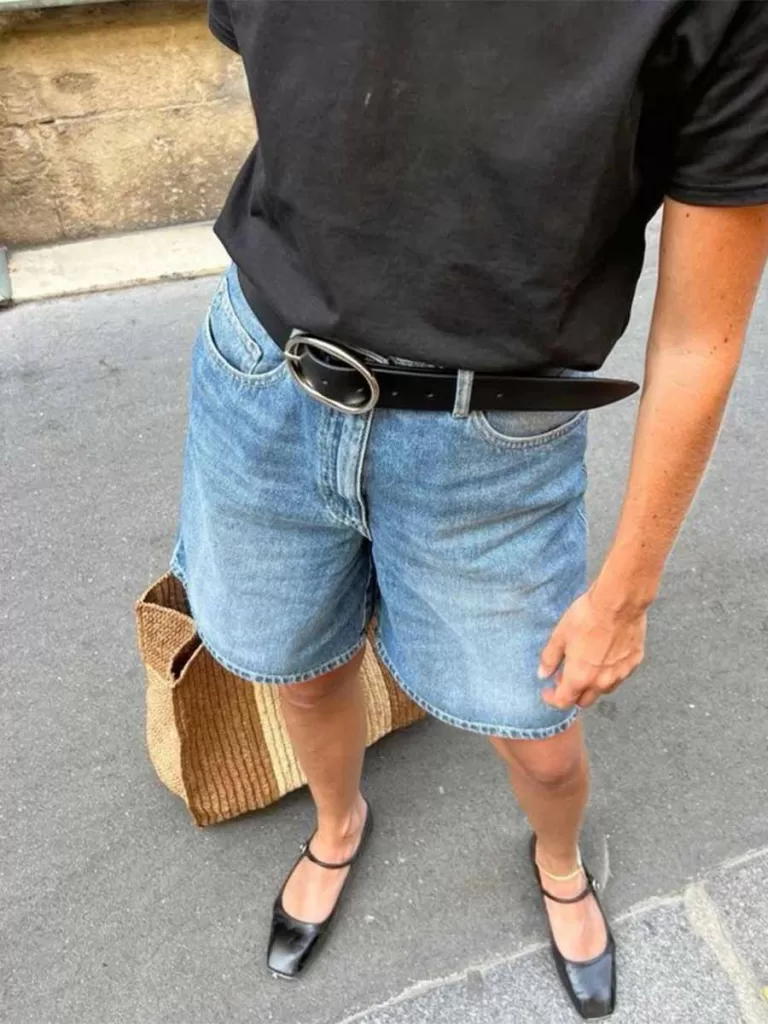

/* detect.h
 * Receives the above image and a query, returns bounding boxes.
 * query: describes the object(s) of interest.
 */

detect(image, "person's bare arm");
[539,198,768,710]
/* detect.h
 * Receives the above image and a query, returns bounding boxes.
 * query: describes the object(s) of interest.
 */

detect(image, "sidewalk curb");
[4,221,228,305]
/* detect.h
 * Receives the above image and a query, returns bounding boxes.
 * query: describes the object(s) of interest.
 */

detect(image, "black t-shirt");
[210,1,768,372]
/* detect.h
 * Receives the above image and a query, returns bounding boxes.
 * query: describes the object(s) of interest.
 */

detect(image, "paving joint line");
[333,894,687,1024]
[713,845,768,876]
[684,882,768,1024]
[332,937,550,1024]
[332,847,768,1024]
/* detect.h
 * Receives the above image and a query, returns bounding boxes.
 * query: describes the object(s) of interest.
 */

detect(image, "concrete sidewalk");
[1,235,767,1023]
[341,848,768,1023]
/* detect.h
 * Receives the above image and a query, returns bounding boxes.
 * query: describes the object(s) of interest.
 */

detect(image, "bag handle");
[136,573,198,680]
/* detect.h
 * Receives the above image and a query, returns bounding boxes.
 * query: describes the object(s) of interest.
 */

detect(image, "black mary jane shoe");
[530,836,617,1019]
[267,801,373,979]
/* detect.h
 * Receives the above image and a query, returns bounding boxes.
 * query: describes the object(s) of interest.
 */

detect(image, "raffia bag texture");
[136,573,426,826]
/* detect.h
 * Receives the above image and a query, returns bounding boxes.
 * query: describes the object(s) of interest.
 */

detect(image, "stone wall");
[0,0,255,247]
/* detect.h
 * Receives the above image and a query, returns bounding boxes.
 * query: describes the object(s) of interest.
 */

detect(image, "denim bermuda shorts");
[171,265,589,740]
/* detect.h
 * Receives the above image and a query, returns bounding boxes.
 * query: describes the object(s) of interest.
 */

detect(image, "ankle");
[535,842,581,880]
[314,794,366,851]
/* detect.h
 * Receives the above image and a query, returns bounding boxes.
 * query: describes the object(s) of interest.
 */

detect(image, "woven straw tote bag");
[136,573,425,826]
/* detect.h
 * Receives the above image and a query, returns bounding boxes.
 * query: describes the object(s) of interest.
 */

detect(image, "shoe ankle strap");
[300,802,371,871]
[539,879,594,905]
[301,838,358,871]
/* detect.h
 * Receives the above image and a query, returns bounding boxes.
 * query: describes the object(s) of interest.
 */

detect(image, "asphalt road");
[2,227,767,1023]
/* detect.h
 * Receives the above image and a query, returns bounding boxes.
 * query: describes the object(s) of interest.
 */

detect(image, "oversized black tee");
[210,1,768,371]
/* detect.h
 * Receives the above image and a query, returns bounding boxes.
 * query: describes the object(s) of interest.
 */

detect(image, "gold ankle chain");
[537,850,583,883]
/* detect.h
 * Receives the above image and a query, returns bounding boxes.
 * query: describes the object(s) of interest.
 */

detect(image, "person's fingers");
[576,656,642,707]
[541,683,585,709]
[575,688,600,709]
[541,665,590,709]
[597,656,641,694]
[596,668,617,693]
[538,620,567,680]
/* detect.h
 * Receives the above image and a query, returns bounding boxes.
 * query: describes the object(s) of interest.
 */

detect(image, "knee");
[490,736,584,790]
[520,757,582,790]
[278,662,356,711]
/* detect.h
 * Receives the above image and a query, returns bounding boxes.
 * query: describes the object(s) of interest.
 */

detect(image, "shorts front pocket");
[202,276,288,388]
[470,408,587,450]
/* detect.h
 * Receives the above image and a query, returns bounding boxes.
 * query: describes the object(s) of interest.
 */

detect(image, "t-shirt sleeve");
[208,0,239,54]
[666,2,768,206]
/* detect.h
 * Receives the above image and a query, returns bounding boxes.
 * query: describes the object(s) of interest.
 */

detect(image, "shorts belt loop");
[452,369,475,418]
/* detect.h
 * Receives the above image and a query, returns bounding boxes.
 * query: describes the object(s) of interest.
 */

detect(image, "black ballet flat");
[531,836,616,1019]
[267,801,373,979]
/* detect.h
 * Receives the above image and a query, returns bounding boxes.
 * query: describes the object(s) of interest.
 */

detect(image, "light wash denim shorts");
[171,265,588,740]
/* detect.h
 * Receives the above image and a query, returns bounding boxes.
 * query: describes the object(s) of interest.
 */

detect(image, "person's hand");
[538,587,647,710]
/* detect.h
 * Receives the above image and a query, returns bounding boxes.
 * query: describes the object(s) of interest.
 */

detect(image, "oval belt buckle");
[284,332,380,415]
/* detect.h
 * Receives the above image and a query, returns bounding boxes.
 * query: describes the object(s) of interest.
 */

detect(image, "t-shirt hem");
[209,13,239,53]
[665,182,768,207]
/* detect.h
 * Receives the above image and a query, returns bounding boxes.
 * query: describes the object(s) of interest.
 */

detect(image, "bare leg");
[490,721,607,961]
[278,648,368,923]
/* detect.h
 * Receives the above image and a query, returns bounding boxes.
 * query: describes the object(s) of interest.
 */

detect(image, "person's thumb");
[538,621,566,680]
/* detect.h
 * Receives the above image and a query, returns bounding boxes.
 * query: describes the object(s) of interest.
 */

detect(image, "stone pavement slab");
[344,900,753,1024]
[2,235,768,1024]
[704,852,768,990]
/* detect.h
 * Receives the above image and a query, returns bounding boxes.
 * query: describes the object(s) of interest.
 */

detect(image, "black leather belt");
[238,268,639,415]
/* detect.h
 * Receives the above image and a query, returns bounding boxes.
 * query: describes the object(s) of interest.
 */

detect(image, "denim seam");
[353,411,374,540]
[343,515,364,530]
[359,556,376,641]
[470,408,588,451]
[317,408,341,524]
[220,276,264,365]
[170,557,187,587]
[317,410,370,534]
[373,634,580,740]
[221,264,282,356]
[203,308,289,389]
[201,269,288,388]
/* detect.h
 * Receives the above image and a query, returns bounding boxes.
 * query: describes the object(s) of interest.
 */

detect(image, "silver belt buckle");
[284,333,380,415]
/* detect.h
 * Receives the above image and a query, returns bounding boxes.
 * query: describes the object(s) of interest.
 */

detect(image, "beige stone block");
[0,2,247,125]
[0,125,65,245]
[0,2,255,245]
[0,66,41,129]
[44,100,255,239]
